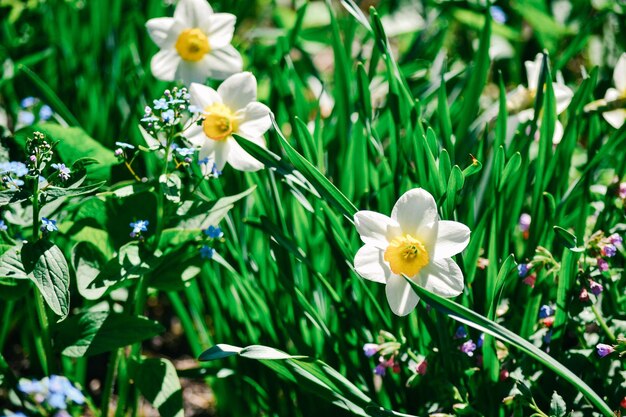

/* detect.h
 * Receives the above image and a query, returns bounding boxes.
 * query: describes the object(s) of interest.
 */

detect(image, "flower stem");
[591,303,616,343]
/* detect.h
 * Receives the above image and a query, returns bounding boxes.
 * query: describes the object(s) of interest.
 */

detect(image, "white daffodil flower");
[353,188,470,316]
[602,53,626,129]
[146,0,243,85]
[506,53,573,144]
[184,72,271,172]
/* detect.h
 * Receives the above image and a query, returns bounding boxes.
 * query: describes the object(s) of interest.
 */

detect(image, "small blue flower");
[204,225,223,239]
[41,217,58,233]
[18,379,44,395]
[20,97,37,108]
[0,220,7,231]
[177,147,195,157]
[130,220,149,238]
[18,110,35,125]
[47,392,67,410]
[189,105,202,114]
[476,333,485,348]
[20,97,37,109]
[153,98,168,110]
[39,105,53,121]
[489,6,507,24]
[539,305,554,319]
[200,245,215,259]
[51,163,71,181]
[596,343,615,357]
[115,141,135,149]
[517,263,529,277]
[543,330,552,345]
[162,109,176,124]
[454,326,467,339]
[0,161,29,177]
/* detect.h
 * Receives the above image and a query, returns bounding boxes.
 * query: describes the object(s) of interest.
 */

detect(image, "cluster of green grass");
[1,0,626,416]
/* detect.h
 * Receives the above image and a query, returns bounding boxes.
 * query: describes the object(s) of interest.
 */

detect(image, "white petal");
[525,53,543,91]
[354,211,400,249]
[604,87,621,102]
[517,108,534,123]
[354,245,390,284]
[176,60,210,85]
[237,102,272,138]
[418,258,464,298]
[203,46,243,81]
[183,123,205,146]
[552,120,564,144]
[150,49,180,81]
[226,138,264,171]
[205,13,236,49]
[553,83,573,115]
[146,18,181,48]
[433,220,470,259]
[614,53,626,94]
[390,188,438,240]
[603,109,626,129]
[213,140,230,171]
[385,275,419,316]
[218,72,257,111]
[174,0,213,27]
[189,83,221,109]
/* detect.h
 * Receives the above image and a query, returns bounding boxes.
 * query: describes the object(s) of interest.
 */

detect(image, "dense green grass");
[1,0,626,416]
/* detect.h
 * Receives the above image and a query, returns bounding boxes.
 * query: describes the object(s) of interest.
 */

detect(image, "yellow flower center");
[202,103,238,141]
[175,28,210,62]
[384,234,429,276]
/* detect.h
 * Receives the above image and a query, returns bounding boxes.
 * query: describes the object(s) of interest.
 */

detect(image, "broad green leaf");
[21,241,70,318]
[135,358,184,417]
[54,311,164,357]
[14,123,117,181]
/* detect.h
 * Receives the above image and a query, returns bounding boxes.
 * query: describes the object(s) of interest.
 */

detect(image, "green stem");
[101,348,121,417]
[591,303,616,343]
[0,300,15,350]
[114,351,129,417]
[34,291,56,374]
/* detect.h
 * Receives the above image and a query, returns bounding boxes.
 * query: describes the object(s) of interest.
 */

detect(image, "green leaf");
[159,174,182,204]
[54,311,164,357]
[404,278,613,417]
[21,241,70,319]
[269,120,358,219]
[550,391,567,417]
[0,246,29,280]
[199,344,243,361]
[135,358,184,417]
[553,226,581,251]
[0,189,30,207]
[72,241,108,300]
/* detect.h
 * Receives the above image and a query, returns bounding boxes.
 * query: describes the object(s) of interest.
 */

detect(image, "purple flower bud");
[596,343,615,358]
[460,340,477,357]
[363,343,379,358]
[589,280,603,295]
[29,155,37,162]
[579,288,589,302]
[373,363,386,376]
[519,213,531,232]
[609,233,622,246]
[601,244,617,258]
[115,148,123,157]
[597,258,609,272]
[619,182,626,199]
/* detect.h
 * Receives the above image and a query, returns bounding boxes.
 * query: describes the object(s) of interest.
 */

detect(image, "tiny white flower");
[184,72,271,172]
[506,53,573,144]
[602,53,626,129]
[353,188,470,316]
[146,0,243,85]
